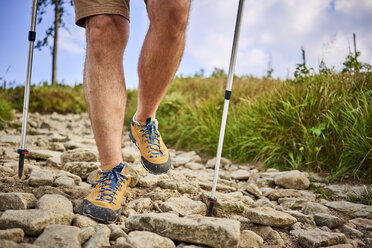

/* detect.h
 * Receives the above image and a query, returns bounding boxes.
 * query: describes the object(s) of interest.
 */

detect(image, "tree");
[36,0,73,85]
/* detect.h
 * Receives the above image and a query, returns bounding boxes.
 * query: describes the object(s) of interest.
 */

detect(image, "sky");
[0,0,372,89]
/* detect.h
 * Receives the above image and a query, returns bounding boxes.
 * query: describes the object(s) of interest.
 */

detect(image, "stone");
[205,157,231,169]
[0,209,74,236]
[126,231,176,248]
[238,230,263,248]
[0,228,24,243]
[283,210,315,225]
[244,183,262,197]
[201,192,247,217]
[274,170,310,189]
[47,133,68,142]
[33,186,69,199]
[122,146,140,162]
[160,196,207,216]
[173,151,202,167]
[115,237,133,248]
[278,197,308,210]
[61,148,98,165]
[325,201,372,219]
[349,218,372,230]
[49,142,66,152]
[34,224,82,248]
[126,213,240,248]
[245,207,297,227]
[138,174,169,188]
[230,169,250,180]
[0,240,18,248]
[313,213,343,228]
[302,202,329,215]
[296,229,346,248]
[253,225,285,247]
[27,149,62,160]
[55,170,82,185]
[267,188,302,200]
[0,193,37,210]
[84,224,111,248]
[54,176,75,187]
[28,169,54,187]
[87,169,99,184]
[324,184,372,198]
[46,156,62,168]
[73,214,98,228]
[108,224,127,241]
[185,162,205,170]
[64,161,100,180]
[37,194,73,213]
[126,198,153,213]
[81,226,95,244]
[0,135,21,145]
[339,224,363,238]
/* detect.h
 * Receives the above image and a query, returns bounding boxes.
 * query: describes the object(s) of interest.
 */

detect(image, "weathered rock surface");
[0,193,37,210]
[0,228,24,243]
[349,218,372,230]
[0,209,74,235]
[200,192,248,217]
[37,194,73,212]
[274,170,310,190]
[73,214,98,228]
[302,202,329,215]
[294,229,346,248]
[61,148,98,165]
[313,213,343,228]
[28,169,54,187]
[126,231,176,248]
[27,149,62,160]
[160,196,207,216]
[245,207,297,227]
[126,213,240,248]
[83,224,111,248]
[33,224,82,248]
[238,230,263,248]
[283,210,315,225]
[64,161,100,179]
[325,201,372,219]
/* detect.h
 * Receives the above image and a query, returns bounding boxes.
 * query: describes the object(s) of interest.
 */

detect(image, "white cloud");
[185,0,372,78]
[59,29,85,54]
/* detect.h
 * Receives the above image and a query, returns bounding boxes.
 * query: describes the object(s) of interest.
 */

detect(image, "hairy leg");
[135,0,191,122]
[84,15,129,169]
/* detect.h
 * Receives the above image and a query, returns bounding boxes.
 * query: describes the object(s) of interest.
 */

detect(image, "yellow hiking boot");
[129,116,171,174]
[83,163,130,223]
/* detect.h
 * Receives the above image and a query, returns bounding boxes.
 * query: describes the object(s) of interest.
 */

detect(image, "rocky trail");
[0,112,371,248]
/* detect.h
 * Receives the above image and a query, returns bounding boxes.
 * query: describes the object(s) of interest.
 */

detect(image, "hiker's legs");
[135,0,191,122]
[84,15,129,169]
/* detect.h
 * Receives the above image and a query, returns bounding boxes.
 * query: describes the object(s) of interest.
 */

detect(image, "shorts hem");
[75,6,130,28]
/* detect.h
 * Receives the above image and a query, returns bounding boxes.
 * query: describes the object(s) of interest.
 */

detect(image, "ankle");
[134,112,156,123]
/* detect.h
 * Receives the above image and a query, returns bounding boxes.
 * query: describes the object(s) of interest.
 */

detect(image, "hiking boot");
[129,116,171,174]
[83,163,130,223]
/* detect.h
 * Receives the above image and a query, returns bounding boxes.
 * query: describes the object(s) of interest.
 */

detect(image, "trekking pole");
[17,0,38,178]
[207,0,245,216]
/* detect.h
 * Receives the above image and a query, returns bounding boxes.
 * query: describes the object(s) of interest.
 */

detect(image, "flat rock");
[160,196,207,216]
[126,231,175,248]
[27,149,62,160]
[73,214,98,228]
[349,217,372,230]
[84,224,110,248]
[339,224,364,237]
[108,224,127,241]
[313,213,343,228]
[245,207,297,227]
[278,197,308,210]
[200,192,247,217]
[138,174,169,188]
[34,224,82,248]
[122,146,140,162]
[267,188,302,200]
[46,156,62,168]
[33,186,69,199]
[0,193,37,210]
[61,148,98,165]
[244,183,262,197]
[28,169,54,187]
[302,202,329,215]
[238,230,263,248]
[283,210,315,225]
[126,213,240,248]
[63,161,100,180]
[230,169,250,180]
[0,209,74,236]
[0,228,24,243]
[81,226,95,244]
[325,201,372,219]
[274,170,310,189]
[295,229,346,248]
[324,184,372,198]
[37,194,73,213]
[0,135,20,145]
[54,176,75,187]
[206,157,231,169]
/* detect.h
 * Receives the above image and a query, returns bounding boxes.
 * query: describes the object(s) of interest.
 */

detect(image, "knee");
[86,15,128,59]
[150,0,190,33]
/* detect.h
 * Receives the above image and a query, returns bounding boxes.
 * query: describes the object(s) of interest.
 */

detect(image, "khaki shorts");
[73,0,130,28]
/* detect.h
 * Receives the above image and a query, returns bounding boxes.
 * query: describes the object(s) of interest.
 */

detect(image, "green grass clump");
[347,190,372,205]
[0,98,13,128]
[309,183,335,200]
[134,72,371,179]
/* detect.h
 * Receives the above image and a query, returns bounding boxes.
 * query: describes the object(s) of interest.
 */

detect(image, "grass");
[309,183,335,200]
[0,70,371,180]
[347,189,372,205]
